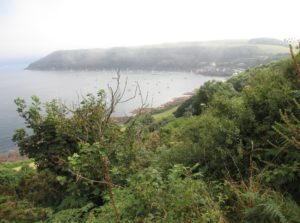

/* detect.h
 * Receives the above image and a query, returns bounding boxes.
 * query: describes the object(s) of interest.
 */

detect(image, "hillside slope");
[5,49,300,222]
[27,39,289,76]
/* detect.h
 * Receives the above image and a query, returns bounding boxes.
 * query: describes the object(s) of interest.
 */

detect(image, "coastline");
[1,89,195,162]
[0,149,27,163]
[114,88,196,123]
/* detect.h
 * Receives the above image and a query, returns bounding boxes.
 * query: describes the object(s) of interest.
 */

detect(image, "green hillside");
[2,47,300,222]
[26,39,289,76]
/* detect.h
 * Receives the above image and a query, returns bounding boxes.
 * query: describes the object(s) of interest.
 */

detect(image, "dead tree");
[101,155,120,223]
[289,44,300,79]
[64,70,149,223]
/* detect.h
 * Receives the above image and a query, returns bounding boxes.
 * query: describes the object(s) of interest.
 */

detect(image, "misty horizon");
[0,37,290,64]
[1,0,299,60]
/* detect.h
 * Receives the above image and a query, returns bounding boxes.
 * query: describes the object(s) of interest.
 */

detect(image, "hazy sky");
[0,0,299,59]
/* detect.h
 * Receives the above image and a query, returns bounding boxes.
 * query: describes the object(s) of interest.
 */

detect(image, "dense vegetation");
[1,50,300,222]
[26,39,288,76]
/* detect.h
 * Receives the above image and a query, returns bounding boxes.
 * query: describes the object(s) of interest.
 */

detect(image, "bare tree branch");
[289,44,300,79]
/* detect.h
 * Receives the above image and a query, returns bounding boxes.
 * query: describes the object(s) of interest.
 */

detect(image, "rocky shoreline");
[0,150,27,163]
[114,89,195,123]
[1,90,195,162]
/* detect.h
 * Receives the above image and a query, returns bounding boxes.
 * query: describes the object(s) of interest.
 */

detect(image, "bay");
[0,67,225,153]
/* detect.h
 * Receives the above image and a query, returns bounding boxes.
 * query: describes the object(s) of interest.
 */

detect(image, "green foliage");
[84,165,228,223]
[0,160,34,188]
[0,195,50,223]
[157,112,242,178]
[13,96,79,174]
[45,203,95,223]
[242,70,292,140]
[192,81,237,115]
[174,97,195,117]
[175,80,237,117]
[260,100,300,201]
[18,170,66,207]
[227,177,300,223]
[0,160,51,222]
[3,54,300,222]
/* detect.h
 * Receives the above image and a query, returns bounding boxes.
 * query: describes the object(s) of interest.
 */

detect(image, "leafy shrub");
[86,165,228,223]
[227,177,300,223]
[175,80,237,117]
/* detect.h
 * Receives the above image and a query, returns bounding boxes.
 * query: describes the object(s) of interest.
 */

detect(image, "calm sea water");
[0,66,225,153]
